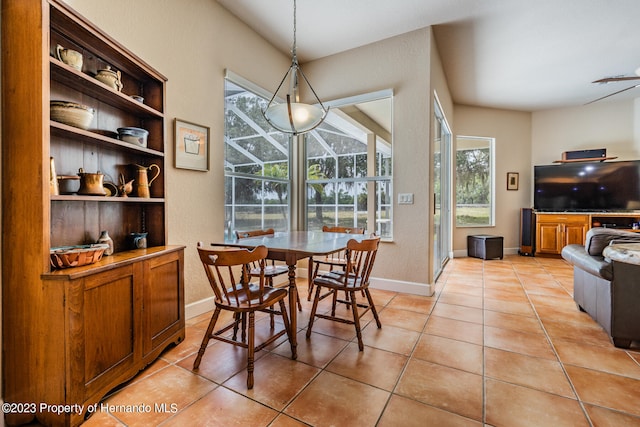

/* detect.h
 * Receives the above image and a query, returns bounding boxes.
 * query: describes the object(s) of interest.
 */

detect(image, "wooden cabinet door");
[81,263,142,398]
[537,222,562,254]
[565,223,587,246]
[142,250,185,357]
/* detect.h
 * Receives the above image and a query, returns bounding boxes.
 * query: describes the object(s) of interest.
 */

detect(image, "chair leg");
[247,312,255,389]
[296,287,302,311]
[331,288,338,316]
[365,288,382,328]
[241,313,247,342]
[268,277,276,328]
[278,299,295,358]
[308,261,321,301]
[349,291,364,351]
[307,257,314,301]
[193,307,221,369]
[306,283,323,339]
[232,312,241,340]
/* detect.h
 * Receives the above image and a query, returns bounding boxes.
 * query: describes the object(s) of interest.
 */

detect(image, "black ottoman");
[467,235,503,260]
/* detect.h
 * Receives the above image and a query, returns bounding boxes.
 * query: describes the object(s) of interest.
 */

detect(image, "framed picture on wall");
[174,118,210,171]
[507,172,519,191]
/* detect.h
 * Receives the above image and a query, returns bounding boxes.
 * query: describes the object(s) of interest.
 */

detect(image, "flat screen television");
[534,160,640,212]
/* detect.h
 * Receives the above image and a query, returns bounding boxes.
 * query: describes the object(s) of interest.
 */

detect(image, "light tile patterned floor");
[77,255,640,426]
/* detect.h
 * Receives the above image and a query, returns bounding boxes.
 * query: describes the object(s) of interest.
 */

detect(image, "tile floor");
[78,255,640,426]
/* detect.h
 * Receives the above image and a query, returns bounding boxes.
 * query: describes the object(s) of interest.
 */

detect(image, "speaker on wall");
[519,208,535,256]
[562,148,606,160]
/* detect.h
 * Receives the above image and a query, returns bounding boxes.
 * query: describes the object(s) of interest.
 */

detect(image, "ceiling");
[216,0,640,112]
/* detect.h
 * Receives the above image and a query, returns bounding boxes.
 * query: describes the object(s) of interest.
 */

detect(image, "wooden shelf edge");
[51,195,165,202]
[42,245,186,280]
[51,58,165,117]
[552,156,618,163]
[51,121,165,157]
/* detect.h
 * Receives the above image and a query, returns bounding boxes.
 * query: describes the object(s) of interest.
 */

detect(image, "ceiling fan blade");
[585,84,640,105]
[592,76,640,84]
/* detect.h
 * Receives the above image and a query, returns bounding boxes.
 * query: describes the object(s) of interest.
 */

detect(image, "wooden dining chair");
[193,243,293,389]
[306,236,382,350]
[307,225,366,301]
[236,229,302,316]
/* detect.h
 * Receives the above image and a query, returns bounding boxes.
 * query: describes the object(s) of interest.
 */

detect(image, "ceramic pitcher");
[133,164,160,198]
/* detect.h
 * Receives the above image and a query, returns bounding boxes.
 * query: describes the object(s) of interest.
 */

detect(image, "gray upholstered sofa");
[561,227,640,348]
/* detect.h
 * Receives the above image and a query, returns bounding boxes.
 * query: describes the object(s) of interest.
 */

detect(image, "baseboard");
[185,275,434,320]
[185,296,215,320]
[369,277,434,296]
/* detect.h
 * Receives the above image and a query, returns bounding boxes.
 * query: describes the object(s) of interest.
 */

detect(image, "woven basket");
[50,244,109,269]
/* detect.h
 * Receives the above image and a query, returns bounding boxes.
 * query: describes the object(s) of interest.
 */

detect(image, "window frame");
[303,90,393,240]
[224,70,293,233]
[455,135,495,228]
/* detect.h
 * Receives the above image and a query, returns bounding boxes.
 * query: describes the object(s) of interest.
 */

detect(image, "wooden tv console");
[535,212,640,256]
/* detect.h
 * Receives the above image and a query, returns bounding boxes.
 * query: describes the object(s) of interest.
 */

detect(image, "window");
[304,93,393,239]
[224,76,291,232]
[455,136,494,227]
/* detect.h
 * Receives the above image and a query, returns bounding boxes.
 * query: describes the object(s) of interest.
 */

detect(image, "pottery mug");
[129,232,148,249]
[56,44,83,71]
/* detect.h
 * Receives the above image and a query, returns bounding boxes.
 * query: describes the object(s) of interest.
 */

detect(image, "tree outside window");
[305,102,392,238]
[224,79,291,233]
[456,136,494,227]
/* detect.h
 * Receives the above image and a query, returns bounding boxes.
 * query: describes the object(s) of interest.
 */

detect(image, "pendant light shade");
[262,0,328,135]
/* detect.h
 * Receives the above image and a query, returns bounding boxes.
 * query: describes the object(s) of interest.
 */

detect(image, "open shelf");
[552,156,618,163]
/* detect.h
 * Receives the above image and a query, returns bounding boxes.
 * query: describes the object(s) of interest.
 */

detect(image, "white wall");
[452,97,640,257]
[453,105,532,255]
[62,1,448,301]
[532,98,640,166]
[303,28,441,291]
[64,0,291,305]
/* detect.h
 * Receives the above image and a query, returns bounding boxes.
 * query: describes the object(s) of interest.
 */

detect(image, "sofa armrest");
[561,244,613,281]
[585,227,640,256]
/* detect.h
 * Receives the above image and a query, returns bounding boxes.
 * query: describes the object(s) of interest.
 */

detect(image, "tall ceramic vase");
[97,230,114,255]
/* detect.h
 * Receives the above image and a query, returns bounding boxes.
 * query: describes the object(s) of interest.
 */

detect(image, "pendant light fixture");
[262,0,328,135]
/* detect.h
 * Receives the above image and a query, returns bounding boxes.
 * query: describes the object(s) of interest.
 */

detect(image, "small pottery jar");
[129,232,147,249]
[95,65,123,91]
[56,44,83,71]
[97,230,114,255]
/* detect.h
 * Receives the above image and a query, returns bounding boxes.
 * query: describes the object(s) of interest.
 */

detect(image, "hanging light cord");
[262,0,328,135]
[291,0,298,64]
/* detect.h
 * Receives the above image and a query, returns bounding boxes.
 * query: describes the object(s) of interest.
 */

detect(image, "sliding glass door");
[433,98,451,279]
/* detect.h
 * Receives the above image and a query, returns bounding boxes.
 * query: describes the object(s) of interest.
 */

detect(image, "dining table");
[213,230,369,359]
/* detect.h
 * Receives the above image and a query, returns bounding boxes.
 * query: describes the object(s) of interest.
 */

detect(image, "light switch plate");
[398,193,414,204]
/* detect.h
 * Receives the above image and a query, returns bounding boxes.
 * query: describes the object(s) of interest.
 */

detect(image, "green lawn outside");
[456,205,490,226]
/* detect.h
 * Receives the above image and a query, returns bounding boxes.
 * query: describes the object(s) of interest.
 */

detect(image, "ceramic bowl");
[117,127,148,148]
[50,101,95,130]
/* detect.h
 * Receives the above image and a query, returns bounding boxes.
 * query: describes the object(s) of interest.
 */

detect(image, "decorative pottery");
[97,230,114,255]
[129,232,148,249]
[118,127,148,148]
[133,164,160,198]
[118,173,134,198]
[55,44,83,70]
[77,168,106,195]
[95,65,123,91]
[103,181,118,197]
[50,101,94,130]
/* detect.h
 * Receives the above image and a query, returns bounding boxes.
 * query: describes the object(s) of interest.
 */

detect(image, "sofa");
[561,227,640,348]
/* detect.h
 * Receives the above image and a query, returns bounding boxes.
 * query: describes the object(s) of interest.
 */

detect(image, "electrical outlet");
[398,193,414,204]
